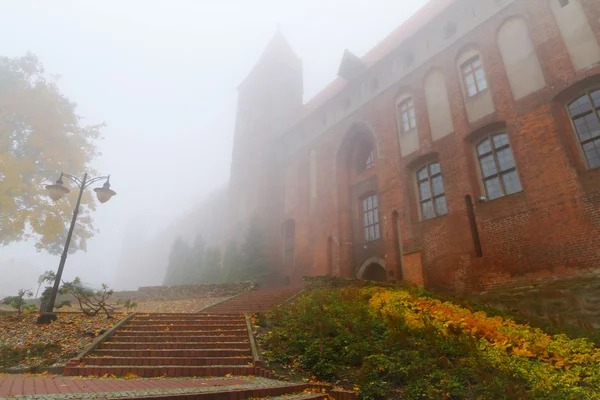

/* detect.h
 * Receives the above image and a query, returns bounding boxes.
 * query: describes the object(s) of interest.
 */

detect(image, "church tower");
[228,32,303,240]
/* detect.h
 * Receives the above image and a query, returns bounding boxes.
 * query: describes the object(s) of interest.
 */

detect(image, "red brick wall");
[269,0,600,290]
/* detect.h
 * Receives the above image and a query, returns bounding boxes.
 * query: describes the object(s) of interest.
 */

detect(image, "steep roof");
[337,49,367,81]
[301,0,457,119]
[244,31,302,84]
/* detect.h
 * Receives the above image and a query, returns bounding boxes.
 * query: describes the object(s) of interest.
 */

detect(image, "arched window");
[476,133,522,200]
[416,162,448,220]
[283,220,295,266]
[461,55,488,97]
[396,93,419,157]
[397,97,417,133]
[567,89,600,169]
[361,194,380,242]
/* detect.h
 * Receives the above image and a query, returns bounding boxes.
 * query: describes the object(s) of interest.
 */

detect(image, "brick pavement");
[0,375,249,398]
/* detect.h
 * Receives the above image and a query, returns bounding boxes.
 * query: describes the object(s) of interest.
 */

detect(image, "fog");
[0,0,427,297]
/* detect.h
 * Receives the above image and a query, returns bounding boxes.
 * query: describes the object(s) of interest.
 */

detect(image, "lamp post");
[37,172,116,324]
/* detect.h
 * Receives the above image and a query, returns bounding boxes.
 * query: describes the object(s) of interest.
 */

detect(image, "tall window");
[356,143,374,172]
[283,220,295,266]
[417,162,448,220]
[361,194,380,242]
[477,133,522,200]
[398,97,416,132]
[567,89,600,168]
[461,56,488,97]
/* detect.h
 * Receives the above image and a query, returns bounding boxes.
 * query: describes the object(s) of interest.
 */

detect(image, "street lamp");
[37,172,116,324]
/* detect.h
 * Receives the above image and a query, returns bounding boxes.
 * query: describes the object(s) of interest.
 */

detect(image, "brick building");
[228,0,600,290]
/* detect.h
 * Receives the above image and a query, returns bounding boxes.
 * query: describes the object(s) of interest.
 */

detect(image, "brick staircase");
[59,288,358,400]
[64,313,269,378]
[202,287,302,314]
[64,289,302,378]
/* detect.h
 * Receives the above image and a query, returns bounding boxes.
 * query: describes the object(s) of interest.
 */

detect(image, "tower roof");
[240,31,302,88]
[256,31,301,70]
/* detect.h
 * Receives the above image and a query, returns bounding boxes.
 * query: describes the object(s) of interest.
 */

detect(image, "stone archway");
[357,257,387,282]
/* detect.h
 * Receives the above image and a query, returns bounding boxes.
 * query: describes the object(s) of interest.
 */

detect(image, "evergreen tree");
[222,240,242,283]
[203,246,222,284]
[188,234,207,284]
[239,217,271,285]
[163,237,190,285]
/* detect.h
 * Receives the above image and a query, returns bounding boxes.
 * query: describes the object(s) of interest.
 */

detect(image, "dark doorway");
[362,263,387,282]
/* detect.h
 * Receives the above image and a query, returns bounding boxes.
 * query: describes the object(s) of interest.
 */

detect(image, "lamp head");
[46,173,70,201]
[94,177,116,203]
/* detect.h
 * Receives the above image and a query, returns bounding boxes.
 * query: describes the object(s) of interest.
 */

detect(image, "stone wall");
[112,281,257,302]
[302,275,396,290]
[469,274,600,328]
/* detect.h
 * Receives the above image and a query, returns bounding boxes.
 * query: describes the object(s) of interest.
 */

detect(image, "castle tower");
[228,32,303,240]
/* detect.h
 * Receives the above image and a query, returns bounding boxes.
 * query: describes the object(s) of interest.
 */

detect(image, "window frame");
[283,220,295,267]
[416,162,448,221]
[360,193,381,243]
[566,88,600,170]
[397,97,417,133]
[461,55,488,98]
[475,132,523,200]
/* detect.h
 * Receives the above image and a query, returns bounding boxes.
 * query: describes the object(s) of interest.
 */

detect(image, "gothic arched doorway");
[357,257,387,282]
[362,263,387,281]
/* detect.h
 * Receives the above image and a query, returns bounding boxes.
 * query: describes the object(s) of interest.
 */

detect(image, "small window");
[371,78,379,92]
[567,89,600,168]
[444,22,457,39]
[283,220,295,266]
[461,56,488,97]
[476,133,522,200]
[361,194,380,242]
[417,162,448,220]
[404,53,414,68]
[343,97,351,110]
[398,97,417,133]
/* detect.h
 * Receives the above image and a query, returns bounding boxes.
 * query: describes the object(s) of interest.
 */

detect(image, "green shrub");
[258,287,600,400]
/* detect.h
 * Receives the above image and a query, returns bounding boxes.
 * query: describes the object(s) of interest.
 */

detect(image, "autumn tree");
[0,53,103,254]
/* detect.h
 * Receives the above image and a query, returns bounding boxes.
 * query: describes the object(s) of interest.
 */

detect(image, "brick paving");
[0,375,248,397]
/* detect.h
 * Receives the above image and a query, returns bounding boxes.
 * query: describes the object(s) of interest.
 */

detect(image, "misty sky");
[0,0,428,296]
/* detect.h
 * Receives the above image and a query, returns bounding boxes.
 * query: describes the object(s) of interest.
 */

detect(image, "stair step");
[93,349,251,358]
[64,365,258,377]
[129,319,246,324]
[126,321,247,326]
[110,335,246,342]
[83,356,252,366]
[121,326,247,332]
[99,342,249,350]
[135,313,243,317]
[113,330,248,337]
